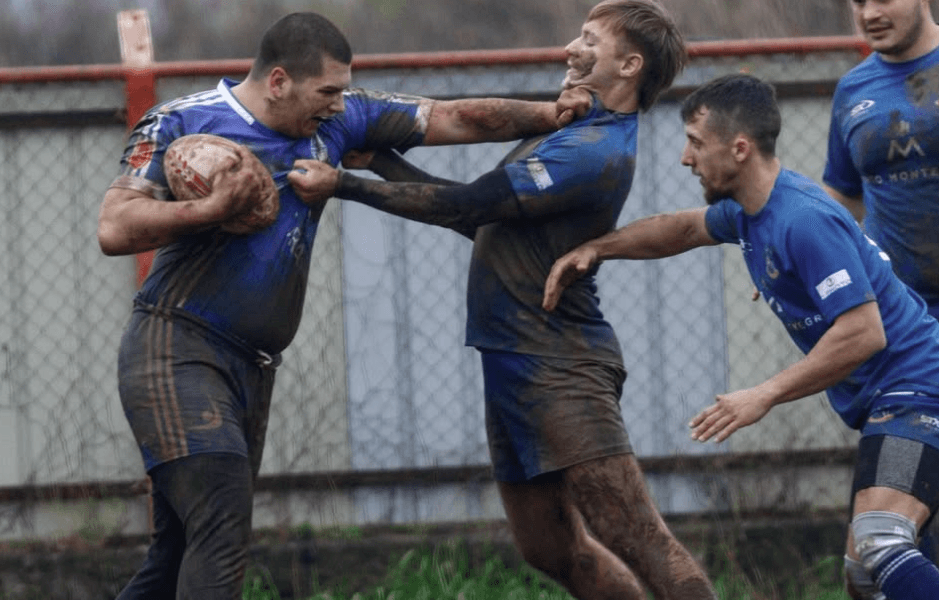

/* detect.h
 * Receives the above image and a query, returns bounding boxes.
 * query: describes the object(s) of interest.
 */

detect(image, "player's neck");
[596,82,639,114]
[736,158,781,216]
[230,80,275,129]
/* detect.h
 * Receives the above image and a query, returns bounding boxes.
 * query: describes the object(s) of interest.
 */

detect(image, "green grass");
[242,543,850,600]
[705,548,849,600]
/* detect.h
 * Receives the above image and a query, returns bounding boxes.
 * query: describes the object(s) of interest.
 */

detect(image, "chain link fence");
[0,42,870,539]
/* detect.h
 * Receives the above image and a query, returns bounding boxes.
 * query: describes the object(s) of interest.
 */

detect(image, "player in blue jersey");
[289,2,718,598]
[823,0,939,566]
[545,73,939,600]
[97,12,588,600]
[823,0,939,320]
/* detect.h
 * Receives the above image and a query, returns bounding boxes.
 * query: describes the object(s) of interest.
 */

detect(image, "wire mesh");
[0,46,867,538]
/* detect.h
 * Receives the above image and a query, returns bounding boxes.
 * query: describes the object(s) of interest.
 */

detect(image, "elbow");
[97,221,131,256]
[870,328,887,355]
[840,333,885,381]
[98,237,125,257]
[835,302,888,373]
[866,311,888,355]
[855,326,887,365]
[97,195,131,256]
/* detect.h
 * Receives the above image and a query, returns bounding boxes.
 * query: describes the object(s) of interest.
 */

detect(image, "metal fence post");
[117,9,156,289]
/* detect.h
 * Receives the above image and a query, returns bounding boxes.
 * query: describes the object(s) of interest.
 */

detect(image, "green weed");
[243,544,849,600]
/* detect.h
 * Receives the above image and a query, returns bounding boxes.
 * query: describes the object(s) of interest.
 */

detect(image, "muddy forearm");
[368,149,459,186]
[336,168,519,232]
[424,98,556,144]
[336,172,464,229]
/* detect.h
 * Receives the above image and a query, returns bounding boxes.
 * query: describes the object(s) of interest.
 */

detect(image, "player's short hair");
[680,74,781,156]
[250,12,352,81]
[587,0,687,112]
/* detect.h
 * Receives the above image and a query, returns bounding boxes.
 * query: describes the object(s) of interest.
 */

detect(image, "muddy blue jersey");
[112,79,427,354]
[465,103,637,367]
[706,169,939,429]
[823,48,939,319]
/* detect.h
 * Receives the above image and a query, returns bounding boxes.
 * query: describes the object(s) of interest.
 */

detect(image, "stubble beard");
[869,8,925,58]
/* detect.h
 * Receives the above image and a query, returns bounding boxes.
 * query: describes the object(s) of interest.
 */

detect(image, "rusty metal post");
[117,9,157,289]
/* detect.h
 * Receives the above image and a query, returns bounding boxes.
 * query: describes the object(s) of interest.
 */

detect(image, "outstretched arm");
[289,159,520,235]
[344,148,460,186]
[341,149,476,239]
[689,301,886,443]
[542,208,717,311]
[422,87,592,145]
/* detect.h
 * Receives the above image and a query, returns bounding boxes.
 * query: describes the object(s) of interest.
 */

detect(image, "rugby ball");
[163,133,279,234]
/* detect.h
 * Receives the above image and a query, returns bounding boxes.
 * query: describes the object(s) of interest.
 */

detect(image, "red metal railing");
[0,35,870,83]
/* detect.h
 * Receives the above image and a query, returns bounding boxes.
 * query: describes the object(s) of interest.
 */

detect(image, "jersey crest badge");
[765,248,779,279]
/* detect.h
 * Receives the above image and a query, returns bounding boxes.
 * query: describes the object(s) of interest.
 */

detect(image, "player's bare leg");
[498,475,647,600]
[567,454,718,600]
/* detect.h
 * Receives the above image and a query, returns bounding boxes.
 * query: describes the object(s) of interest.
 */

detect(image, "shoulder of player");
[771,184,857,246]
[319,88,429,133]
[574,108,637,131]
[151,87,225,117]
[340,87,427,108]
[547,112,637,155]
[132,88,228,140]
[834,54,894,99]
[774,172,838,211]
[836,48,939,91]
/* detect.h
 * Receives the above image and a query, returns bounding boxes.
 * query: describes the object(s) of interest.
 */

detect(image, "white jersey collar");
[217,78,256,125]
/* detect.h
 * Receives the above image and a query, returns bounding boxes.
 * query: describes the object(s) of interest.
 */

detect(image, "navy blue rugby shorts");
[481,350,632,483]
[118,303,278,474]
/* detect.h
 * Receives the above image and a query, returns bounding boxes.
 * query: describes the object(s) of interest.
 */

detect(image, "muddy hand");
[209,147,264,219]
[288,159,340,208]
[555,86,594,127]
[543,245,599,311]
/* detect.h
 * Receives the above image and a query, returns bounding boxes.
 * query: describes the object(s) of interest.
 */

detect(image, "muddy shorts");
[480,350,632,483]
[118,303,279,473]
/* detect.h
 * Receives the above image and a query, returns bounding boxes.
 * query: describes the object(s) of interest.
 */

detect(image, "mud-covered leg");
[498,474,647,600]
[566,454,717,600]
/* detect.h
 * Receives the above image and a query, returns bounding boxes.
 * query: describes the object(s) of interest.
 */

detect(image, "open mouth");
[308,115,334,129]
[565,64,593,86]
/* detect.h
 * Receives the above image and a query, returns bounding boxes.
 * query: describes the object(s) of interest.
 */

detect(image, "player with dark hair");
[823,0,939,565]
[252,12,353,79]
[544,73,939,600]
[98,11,586,600]
[823,0,939,321]
[289,1,718,598]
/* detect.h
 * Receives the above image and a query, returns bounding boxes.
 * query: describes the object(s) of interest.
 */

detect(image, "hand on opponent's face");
[288,159,340,208]
[555,85,594,127]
